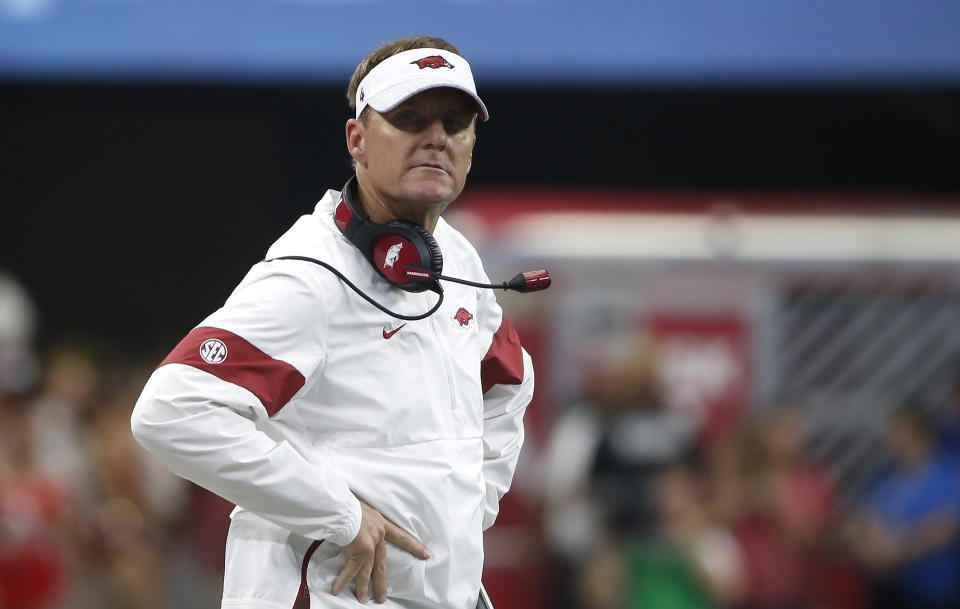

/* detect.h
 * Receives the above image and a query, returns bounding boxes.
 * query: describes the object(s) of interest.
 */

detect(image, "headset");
[268,177,550,321]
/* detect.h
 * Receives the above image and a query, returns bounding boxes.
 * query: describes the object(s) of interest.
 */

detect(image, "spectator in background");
[709,408,847,609]
[709,421,803,609]
[25,342,105,609]
[0,270,39,459]
[586,341,696,538]
[763,408,835,551]
[27,342,101,509]
[0,390,69,609]
[542,339,697,609]
[936,374,960,459]
[85,365,188,609]
[0,271,38,401]
[848,404,960,609]
[579,461,746,609]
[0,271,68,609]
[760,407,862,609]
[0,271,211,608]
[543,339,696,541]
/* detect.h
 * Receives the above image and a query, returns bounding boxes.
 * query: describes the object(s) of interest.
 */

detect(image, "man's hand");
[332,498,431,604]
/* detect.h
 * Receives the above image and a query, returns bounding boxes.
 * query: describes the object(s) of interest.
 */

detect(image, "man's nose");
[422,117,447,148]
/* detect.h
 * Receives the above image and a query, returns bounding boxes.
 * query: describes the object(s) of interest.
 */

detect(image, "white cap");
[355,47,489,122]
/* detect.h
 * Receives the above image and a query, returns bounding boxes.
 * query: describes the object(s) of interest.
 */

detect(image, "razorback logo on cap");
[411,55,454,70]
[359,89,365,102]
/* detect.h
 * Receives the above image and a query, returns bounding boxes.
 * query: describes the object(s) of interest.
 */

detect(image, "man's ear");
[345,118,366,166]
[466,132,475,173]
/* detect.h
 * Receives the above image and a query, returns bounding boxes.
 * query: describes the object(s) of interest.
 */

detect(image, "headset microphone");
[268,177,551,320]
[405,267,551,293]
[268,255,550,321]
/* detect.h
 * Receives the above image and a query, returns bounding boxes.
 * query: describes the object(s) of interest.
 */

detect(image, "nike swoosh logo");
[382,324,406,339]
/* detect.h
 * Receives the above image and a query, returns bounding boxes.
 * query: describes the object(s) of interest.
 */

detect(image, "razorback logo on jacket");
[411,55,454,70]
[454,307,474,327]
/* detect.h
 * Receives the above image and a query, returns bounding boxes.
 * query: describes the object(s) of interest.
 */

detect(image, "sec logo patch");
[199,338,228,364]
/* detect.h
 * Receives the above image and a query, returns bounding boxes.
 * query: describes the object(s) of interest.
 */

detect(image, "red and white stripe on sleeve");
[480,315,525,395]
[160,326,306,417]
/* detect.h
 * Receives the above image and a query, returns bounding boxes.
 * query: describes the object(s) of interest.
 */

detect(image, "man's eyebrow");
[445,104,476,116]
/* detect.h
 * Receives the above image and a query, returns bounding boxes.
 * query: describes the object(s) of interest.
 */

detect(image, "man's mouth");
[416,161,447,172]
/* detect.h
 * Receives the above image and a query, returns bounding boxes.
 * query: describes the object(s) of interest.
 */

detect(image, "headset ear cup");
[410,224,443,277]
[337,178,444,292]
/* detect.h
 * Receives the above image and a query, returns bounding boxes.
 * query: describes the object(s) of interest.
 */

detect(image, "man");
[849,405,960,609]
[131,36,535,609]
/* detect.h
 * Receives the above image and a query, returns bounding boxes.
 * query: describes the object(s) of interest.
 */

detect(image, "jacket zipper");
[293,540,323,609]
[428,295,457,411]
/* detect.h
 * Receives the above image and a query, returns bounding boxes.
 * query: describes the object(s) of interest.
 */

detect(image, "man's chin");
[404,181,459,207]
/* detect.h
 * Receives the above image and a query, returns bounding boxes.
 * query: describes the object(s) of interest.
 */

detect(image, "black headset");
[268,177,550,321]
[333,176,444,294]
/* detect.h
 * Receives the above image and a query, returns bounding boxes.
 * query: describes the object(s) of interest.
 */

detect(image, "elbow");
[129,399,151,446]
[130,394,163,452]
[130,369,182,452]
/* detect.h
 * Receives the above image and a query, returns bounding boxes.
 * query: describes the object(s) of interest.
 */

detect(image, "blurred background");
[2,1,960,608]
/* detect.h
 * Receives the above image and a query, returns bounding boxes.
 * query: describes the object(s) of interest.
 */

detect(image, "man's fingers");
[373,537,388,604]
[332,558,362,597]
[355,559,373,603]
[383,520,431,559]
[342,499,429,605]
[358,498,430,560]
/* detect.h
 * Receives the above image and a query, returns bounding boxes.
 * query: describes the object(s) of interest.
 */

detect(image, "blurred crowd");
[3,269,960,609]
[540,340,960,609]
[0,273,230,609]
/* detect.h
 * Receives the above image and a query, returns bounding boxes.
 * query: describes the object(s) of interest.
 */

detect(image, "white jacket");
[131,188,534,609]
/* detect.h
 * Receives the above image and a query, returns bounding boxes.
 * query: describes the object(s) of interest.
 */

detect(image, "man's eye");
[443,115,471,134]
[396,110,418,124]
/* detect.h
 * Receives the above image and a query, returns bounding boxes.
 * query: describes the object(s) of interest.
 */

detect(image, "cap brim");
[367,78,489,122]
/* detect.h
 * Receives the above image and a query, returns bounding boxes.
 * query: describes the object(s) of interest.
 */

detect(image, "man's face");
[885,418,929,465]
[349,87,477,218]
